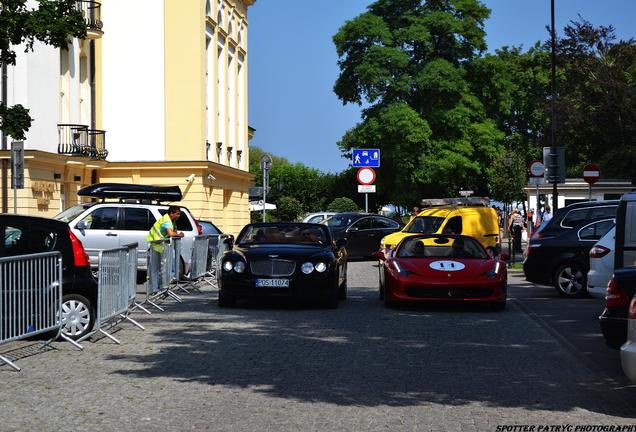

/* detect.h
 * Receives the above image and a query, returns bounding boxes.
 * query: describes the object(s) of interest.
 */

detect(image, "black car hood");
[234,243,330,259]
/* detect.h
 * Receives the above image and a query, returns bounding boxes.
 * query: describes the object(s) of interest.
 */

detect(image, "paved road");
[0,262,635,431]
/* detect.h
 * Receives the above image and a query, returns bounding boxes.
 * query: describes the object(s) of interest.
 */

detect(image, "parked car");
[380,203,501,256]
[322,213,404,259]
[620,295,636,383]
[587,226,615,298]
[218,223,347,308]
[0,215,97,339]
[524,218,615,297]
[600,193,636,348]
[529,200,618,242]
[377,234,507,310]
[54,183,200,277]
[198,220,223,236]
[302,212,336,224]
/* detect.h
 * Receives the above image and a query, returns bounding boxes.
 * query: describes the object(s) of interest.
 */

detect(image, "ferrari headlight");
[233,261,246,273]
[315,262,327,273]
[301,262,315,274]
[486,262,501,279]
[380,236,387,247]
[223,261,234,272]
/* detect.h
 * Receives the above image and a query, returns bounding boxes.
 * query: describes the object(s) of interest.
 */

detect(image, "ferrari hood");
[396,258,498,279]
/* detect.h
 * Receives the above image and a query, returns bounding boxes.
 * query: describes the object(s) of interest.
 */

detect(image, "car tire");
[383,287,394,308]
[60,294,95,340]
[136,270,147,285]
[339,274,347,300]
[490,301,506,311]
[326,281,340,309]
[554,263,587,298]
[218,291,236,308]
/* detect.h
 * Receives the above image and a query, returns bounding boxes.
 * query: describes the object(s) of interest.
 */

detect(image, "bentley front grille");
[250,259,296,277]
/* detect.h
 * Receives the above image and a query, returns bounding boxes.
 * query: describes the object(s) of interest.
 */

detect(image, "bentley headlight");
[223,261,234,272]
[233,261,246,273]
[301,262,315,274]
[315,262,327,273]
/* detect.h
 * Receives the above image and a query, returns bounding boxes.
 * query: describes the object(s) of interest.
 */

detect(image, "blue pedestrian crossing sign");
[352,148,380,167]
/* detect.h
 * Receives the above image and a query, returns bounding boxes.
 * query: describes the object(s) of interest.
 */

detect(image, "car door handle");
[105,232,118,237]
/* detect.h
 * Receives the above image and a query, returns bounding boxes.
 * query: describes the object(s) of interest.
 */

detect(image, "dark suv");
[523,200,618,297]
[1,215,97,339]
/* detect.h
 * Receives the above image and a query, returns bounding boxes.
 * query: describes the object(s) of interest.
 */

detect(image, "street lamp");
[503,153,514,266]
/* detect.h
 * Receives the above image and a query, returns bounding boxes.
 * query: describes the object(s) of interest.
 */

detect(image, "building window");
[217,36,226,162]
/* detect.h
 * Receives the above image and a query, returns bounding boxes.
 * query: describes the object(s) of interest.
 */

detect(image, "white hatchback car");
[621,295,636,383]
[587,226,615,298]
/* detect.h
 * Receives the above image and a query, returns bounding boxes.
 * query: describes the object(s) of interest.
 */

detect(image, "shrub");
[327,197,360,213]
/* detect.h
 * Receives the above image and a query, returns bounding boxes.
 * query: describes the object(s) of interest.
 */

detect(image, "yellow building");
[0,0,255,236]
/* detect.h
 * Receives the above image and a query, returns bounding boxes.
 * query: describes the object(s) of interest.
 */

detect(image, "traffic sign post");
[529,160,546,226]
[352,149,380,168]
[583,163,600,200]
[356,167,376,213]
[260,154,273,222]
[11,141,24,214]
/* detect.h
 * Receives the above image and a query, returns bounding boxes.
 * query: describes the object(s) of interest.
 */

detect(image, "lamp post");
[550,0,558,212]
[503,154,513,266]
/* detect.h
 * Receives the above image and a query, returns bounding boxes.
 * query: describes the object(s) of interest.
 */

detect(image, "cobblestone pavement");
[1,262,635,431]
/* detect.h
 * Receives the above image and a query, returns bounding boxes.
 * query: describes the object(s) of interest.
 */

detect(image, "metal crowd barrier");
[78,244,144,344]
[0,252,81,371]
[171,237,189,294]
[204,234,232,288]
[181,235,211,290]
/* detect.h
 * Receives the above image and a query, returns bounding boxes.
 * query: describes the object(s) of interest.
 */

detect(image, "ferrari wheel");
[490,301,506,311]
[383,289,394,308]
[554,263,587,298]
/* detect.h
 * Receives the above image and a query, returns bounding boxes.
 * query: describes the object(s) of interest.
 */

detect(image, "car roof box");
[78,183,182,202]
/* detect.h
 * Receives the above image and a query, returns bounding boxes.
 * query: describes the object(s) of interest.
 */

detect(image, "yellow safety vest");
[147,214,174,253]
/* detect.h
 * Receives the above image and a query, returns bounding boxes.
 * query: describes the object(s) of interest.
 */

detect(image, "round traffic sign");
[529,160,545,177]
[583,163,600,185]
[357,167,376,185]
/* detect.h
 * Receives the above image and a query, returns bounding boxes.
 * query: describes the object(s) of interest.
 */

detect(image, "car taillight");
[195,220,202,235]
[68,229,90,267]
[589,245,610,258]
[629,296,636,320]
[605,276,628,308]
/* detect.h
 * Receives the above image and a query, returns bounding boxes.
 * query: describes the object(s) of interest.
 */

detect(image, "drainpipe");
[2,58,8,213]
[89,40,96,130]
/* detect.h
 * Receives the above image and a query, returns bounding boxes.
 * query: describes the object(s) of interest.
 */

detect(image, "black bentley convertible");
[218,223,348,308]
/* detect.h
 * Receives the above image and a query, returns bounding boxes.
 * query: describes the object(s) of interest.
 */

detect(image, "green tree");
[333,0,504,206]
[275,196,304,222]
[327,197,361,213]
[0,0,86,139]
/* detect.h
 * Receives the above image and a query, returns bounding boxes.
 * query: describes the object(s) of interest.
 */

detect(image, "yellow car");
[380,205,501,255]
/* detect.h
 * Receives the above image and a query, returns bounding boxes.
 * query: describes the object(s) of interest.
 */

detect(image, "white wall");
[101,0,165,161]
[8,41,58,153]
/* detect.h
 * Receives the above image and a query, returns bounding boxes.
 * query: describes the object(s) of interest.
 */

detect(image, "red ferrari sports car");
[378,234,507,310]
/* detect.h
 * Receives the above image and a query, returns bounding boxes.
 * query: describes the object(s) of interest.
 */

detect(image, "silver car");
[55,202,199,275]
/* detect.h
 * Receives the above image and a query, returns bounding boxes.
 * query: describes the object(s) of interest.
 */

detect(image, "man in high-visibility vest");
[147,205,185,242]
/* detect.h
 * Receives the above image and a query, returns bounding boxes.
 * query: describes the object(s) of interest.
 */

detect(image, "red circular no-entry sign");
[583,163,600,185]
[357,167,376,185]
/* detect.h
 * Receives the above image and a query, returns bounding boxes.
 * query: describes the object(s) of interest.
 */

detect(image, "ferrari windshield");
[397,236,488,259]
[238,224,329,245]
[403,216,445,234]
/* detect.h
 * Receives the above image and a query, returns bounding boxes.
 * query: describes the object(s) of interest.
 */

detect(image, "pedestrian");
[147,205,185,243]
[537,205,553,227]
[508,208,524,253]
[409,206,420,222]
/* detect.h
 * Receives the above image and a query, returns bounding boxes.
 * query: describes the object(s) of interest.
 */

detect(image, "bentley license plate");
[255,278,290,288]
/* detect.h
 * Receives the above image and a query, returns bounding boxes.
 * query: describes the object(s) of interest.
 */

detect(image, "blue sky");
[248,1,636,173]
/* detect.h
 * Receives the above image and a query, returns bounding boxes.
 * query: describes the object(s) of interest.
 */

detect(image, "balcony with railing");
[57,124,108,160]
[75,1,103,39]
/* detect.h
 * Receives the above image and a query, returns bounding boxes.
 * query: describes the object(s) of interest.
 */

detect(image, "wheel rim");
[61,300,91,336]
[557,266,584,294]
